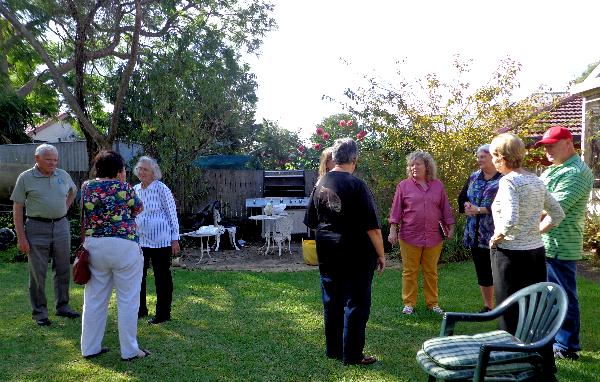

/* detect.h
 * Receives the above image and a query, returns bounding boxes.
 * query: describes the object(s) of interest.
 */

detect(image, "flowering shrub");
[291,113,370,170]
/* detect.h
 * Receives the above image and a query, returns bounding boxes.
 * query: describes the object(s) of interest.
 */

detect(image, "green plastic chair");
[416,282,567,382]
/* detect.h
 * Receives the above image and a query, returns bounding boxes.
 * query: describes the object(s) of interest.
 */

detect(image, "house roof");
[29,112,69,135]
[529,95,582,137]
[571,63,600,97]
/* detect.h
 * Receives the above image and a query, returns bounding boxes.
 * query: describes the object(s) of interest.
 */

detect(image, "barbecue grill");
[245,170,314,234]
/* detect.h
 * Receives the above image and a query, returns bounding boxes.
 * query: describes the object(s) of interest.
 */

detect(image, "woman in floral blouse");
[80,150,149,361]
[458,144,502,313]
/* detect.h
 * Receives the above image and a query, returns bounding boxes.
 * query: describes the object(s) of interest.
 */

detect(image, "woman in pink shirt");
[388,151,455,315]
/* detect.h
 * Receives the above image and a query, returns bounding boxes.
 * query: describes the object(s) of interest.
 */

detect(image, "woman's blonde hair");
[318,147,334,178]
[489,133,525,169]
[406,150,437,181]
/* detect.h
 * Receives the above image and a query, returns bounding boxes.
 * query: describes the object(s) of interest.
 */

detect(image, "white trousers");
[81,237,143,358]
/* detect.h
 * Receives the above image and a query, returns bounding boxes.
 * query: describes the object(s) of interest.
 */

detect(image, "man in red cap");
[536,125,594,361]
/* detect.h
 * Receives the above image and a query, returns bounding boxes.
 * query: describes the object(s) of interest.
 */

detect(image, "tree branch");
[16,27,123,98]
[0,3,106,145]
[95,2,195,37]
[108,0,142,143]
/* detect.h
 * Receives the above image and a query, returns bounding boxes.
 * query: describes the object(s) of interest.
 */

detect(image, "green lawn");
[0,262,599,381]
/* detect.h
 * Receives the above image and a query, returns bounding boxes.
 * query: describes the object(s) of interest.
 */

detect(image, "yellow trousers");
[399,239,443,308]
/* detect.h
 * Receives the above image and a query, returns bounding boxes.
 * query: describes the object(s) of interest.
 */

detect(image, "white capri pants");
[81,236,143,358]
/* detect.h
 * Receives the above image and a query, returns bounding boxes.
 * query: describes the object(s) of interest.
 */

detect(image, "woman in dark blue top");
[458,144,502,313]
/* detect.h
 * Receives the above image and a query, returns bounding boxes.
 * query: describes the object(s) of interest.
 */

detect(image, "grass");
[0,262,599,381]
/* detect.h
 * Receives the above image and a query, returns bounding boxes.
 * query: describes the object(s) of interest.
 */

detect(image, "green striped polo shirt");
[540,154,594,260]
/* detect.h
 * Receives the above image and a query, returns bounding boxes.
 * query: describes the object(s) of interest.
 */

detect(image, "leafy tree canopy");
[0,0,276,168]
[330,57,548,213]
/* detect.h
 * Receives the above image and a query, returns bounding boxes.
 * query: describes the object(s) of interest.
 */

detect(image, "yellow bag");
[302,239,318,266]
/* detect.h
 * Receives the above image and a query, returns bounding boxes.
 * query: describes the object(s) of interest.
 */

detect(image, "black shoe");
[478,306,491,313]
[36,318,51,326]
[83,347,109,359]
[344,355,377,365]
[121,348,151,362]
[57,310,80,319]
[554,348,580,361]
[148,316,171,325]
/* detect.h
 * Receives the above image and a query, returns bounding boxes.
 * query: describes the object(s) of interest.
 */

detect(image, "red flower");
[316,127,324,136]
[323,132,330,140]
[313,143,322,150]
[339,120,346,127]
[356,130,367,140]
[347,120,353,126]
[297,145,305,153]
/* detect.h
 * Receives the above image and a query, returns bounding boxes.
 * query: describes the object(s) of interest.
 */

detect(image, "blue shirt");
[459,170,502,248]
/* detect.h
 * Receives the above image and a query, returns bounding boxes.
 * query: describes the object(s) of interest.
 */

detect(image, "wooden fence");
[175,169,318,218]
[0,147,318,219]
[194,170,263,217]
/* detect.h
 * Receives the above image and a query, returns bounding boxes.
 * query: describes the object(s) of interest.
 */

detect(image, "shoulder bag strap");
[80,181,88,244]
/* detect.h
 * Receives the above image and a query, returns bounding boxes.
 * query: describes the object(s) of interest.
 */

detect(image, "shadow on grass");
[0,262,599,381]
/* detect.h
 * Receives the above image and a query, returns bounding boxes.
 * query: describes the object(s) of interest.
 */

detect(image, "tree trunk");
[71,4,103,175]
[0,24,12,91]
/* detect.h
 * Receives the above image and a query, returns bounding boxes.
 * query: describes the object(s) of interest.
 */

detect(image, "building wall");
[0,141,143,171]
[30,121,76,142]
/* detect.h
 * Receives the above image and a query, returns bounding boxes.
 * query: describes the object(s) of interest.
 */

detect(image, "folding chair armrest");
[440,302,515,336]
[440,311,498,336]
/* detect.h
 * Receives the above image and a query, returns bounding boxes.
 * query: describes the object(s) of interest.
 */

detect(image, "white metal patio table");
[248,214,285,254]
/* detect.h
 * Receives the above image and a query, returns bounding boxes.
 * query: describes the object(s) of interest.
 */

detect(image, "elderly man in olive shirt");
[11,144,80,326]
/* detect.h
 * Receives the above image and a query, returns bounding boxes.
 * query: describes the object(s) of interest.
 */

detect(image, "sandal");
[84,347,109,359]
[121,348,151,362]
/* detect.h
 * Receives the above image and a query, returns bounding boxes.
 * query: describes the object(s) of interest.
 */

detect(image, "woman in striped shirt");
[134,156,180,324]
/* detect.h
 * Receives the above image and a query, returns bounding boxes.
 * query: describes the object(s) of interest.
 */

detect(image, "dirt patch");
[578,253,600,284]
[174,241,401,272]
[174,241,600,282]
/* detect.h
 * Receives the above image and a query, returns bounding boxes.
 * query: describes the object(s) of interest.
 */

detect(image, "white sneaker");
[430,305,444,315]
[402,305,414,315]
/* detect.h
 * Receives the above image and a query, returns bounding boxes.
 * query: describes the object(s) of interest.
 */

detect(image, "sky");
[245,0,600,138]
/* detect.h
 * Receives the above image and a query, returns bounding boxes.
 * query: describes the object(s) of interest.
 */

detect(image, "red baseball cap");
[535,125,573,146]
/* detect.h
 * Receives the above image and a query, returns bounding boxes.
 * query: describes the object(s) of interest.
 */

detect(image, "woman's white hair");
[35,143,58,157]
[134,156,162,180]
[476,144,491,155]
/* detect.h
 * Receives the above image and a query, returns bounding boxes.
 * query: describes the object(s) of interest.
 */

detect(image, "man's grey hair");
[476,144,490,155]
[34,143,58,157]
[332,138,358,165]
[134,156,162,180]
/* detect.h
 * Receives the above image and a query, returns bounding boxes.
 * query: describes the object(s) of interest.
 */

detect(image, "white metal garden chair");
[271,215,293,257]
[213,208,240,251]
